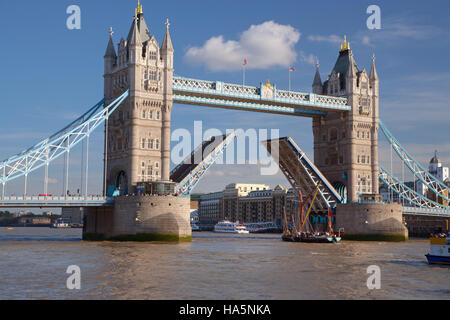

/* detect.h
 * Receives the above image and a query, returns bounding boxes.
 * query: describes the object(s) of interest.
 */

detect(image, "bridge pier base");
[83,195,192,241]
[336,203,408,241]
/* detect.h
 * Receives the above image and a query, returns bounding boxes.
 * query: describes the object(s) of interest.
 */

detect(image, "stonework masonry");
[83,195,191,240]
[336,203,408,241]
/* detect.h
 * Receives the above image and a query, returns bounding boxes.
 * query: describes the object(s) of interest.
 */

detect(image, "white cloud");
[299,51,317,66]
[307,34,342,44]
[184,21,301,71]
[358,16,450,47]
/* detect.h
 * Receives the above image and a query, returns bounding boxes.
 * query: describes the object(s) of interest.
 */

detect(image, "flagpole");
[288,68,291,92]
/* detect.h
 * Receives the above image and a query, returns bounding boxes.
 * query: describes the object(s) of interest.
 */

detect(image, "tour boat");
[214,220,249,234]
[50,218,70,229]
[191,223,200,232]
[425,236,450,265]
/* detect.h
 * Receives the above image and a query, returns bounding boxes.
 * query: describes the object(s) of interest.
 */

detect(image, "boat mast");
[327,208,333,234]
[300,182,321,232]
[283,205,289,236]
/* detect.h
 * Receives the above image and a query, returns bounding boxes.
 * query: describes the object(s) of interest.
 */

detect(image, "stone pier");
[83,195,192,241]
[336,202,408,241]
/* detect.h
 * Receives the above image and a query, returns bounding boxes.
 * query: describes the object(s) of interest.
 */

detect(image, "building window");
[155,162,159,168]
[142,110,146,119]
[149,111,153,119]
[150,139,154,149]
[156,139,160,150]
[141,138,146,149]
[156,111,160,120]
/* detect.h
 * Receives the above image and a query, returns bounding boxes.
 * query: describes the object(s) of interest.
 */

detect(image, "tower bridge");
[0,3,448,240]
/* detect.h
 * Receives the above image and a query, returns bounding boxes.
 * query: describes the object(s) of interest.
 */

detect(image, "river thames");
[0,227,448,300]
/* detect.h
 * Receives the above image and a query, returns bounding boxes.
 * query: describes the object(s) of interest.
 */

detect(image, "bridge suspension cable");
[379,165,448,209]
[379,119,450,203]
[0,90,129,187]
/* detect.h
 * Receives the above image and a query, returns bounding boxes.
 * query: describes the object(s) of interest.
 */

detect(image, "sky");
[0,0,449,198]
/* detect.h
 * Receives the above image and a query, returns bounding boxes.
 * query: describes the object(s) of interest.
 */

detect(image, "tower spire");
[105,27,116,58]
[129,14,142,46]
[161,18,173,51]
[135,0,143,16]
[340,35,350,52]
[370,53,379,81]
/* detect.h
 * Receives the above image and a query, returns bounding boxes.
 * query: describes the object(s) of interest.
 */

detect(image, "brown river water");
[0,227,448,300]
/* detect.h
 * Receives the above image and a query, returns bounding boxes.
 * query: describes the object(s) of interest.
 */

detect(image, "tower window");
[156,139,160,150]
[149,139,154,149]
[156,111,160,120]
[142,110,146,119]
[141,138,146,149]
[149,111,153,119]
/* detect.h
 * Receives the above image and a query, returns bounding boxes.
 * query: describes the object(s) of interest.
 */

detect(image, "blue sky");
[0,0,449,196]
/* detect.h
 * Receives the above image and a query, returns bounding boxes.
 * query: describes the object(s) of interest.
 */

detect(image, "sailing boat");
[281,182,341,243]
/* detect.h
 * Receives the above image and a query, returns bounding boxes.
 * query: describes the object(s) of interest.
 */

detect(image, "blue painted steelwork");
[0,196,114,208]
[379,120,450,202]
[402,206,450,217]
[173,94,327,117]
[379,164,448,209]
[172,76,350,116]
[173,131,237,195]
[0,90,129,186]
[262,137,342,212]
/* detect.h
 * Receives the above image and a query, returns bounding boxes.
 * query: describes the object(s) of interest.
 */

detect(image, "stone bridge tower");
[312,37,379,203]
[103,3,173,195]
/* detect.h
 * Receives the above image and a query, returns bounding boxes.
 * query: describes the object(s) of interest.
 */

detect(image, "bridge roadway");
[0,196,113,208]
[172,76,350,117]
[1,195,448,217]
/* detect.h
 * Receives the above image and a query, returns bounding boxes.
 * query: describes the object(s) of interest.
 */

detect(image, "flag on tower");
[289,67,296,72]
[243,59,248,66]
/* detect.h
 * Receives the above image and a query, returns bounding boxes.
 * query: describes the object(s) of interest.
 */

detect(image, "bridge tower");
[312,37,379,203]
[103,2,173,195]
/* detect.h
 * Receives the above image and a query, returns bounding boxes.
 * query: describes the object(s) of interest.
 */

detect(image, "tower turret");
[160,19,174,181]
[312,60,323,94]
[313,36,380,203]
[103,2,175,194]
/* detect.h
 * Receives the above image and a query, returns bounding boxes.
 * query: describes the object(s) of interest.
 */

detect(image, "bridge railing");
[173,76,349,110]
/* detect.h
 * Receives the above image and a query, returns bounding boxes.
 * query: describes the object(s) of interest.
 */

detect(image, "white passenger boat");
[214,220,249,234]
[51,218,70,229]
[191,223,200,231]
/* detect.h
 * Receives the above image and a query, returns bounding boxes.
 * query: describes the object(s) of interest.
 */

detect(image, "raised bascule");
[0,3,449,240]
